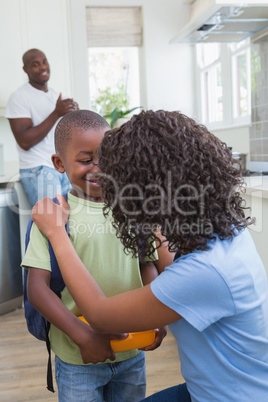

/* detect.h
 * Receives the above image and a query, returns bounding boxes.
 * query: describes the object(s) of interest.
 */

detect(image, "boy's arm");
[27,267,125,364]
[139,260,167,351]
[139,261,159,285]
[154,229,175,273]
[139,231,175,350]
[139,227,175,282]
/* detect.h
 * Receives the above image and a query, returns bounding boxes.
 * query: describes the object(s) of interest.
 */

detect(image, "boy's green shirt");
[22,193,157,365]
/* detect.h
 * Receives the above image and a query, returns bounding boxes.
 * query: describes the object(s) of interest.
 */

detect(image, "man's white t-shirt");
[5,82,59,169]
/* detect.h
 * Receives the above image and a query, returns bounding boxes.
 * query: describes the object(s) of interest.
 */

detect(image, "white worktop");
[0,161,19,185]
[243,175,268,199]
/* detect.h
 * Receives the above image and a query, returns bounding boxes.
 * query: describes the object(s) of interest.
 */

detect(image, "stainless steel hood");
[171,0,268,43]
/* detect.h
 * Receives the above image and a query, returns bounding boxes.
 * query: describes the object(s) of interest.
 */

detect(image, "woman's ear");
[52,154,65,173]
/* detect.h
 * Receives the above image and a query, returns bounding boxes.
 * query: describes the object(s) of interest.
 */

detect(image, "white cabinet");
[0,0,89,114]
[0,0,89,162]
[0,0,25,114]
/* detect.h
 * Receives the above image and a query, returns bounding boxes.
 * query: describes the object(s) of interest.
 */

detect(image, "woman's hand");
[139,326,167,352]
[31,194,70,238]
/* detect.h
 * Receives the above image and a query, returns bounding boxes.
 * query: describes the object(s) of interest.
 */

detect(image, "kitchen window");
[86,7,142,116]
[88,47,140,116]
[197,43,223,124]
[230,41,251,122]
[196,39,251,129]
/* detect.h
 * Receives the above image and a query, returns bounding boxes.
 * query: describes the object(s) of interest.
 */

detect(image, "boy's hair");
[99,109,253,257]
[55,109,110,155]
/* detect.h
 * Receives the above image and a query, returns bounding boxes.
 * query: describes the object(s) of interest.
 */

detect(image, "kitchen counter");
[0,162,31,263]
[243,175,268,277]
[0,161,19,185]
[243,175,268,199]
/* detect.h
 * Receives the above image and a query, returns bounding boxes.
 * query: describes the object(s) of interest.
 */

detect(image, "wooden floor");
[0,308,184,401]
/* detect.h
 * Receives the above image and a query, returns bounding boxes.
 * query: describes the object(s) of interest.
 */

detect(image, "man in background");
[5,48,79,206]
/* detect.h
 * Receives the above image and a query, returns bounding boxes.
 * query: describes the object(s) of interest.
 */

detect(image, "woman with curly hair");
[32,110,268,402]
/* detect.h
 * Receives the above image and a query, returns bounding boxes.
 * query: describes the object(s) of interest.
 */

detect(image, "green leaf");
[104,106,143,128]
[110,108,122,128]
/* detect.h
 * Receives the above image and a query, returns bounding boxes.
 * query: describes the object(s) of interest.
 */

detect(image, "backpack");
[23,193,68,392]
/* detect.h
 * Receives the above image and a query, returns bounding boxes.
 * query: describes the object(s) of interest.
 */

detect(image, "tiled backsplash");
[251,33,268,161]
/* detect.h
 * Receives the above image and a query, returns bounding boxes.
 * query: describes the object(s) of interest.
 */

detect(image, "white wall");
[0,0,194,165]
[138,0,194,113]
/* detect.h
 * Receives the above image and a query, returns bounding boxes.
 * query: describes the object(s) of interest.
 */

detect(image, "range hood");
[171,0,268,43]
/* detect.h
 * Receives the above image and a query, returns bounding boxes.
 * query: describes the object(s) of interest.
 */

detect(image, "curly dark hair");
[98,110,252,258]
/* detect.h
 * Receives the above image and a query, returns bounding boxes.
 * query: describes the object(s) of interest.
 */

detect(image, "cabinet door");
[0,0,25,111]
[0,0,72,110]
[24,0,72,95]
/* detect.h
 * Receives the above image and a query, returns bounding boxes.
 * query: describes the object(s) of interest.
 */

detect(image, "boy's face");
[60,128,106,201]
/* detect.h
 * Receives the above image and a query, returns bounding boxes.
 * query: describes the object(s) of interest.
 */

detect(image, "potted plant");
[92,85,142,128]
[104,106,142,128]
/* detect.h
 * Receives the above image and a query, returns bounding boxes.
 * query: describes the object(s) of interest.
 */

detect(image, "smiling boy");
[22,110,170,401]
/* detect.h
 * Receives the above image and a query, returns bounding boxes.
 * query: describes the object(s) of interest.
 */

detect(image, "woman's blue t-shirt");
[151,228,268,402]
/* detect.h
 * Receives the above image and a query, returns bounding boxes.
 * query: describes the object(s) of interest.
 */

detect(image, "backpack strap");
[48,193,68,294]
[45,193,69,392]
[24,193,69,393]
[45,320,54,392]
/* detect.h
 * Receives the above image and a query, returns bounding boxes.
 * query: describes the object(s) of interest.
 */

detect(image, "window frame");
[231,43,251,125]
[195,40,251,130]
[86,6,144,113]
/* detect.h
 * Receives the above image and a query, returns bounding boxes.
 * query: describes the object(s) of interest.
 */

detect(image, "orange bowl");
[78,316,156,352]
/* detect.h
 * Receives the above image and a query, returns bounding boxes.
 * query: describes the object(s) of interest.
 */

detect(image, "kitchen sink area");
[0,186,22,315]
[243,171,268,176]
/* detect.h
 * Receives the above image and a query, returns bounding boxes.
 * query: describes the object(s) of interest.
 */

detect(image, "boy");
[22,110,169,401]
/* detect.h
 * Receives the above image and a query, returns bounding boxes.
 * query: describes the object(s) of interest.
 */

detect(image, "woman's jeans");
[55,352,146,402]
[141,383,191,402]
[20,166,71,207]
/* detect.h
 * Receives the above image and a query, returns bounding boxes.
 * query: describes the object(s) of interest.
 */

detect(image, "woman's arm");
[32,196,182,334]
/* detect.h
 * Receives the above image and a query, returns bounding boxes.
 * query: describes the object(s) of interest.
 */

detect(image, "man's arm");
[8,94,78,150]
